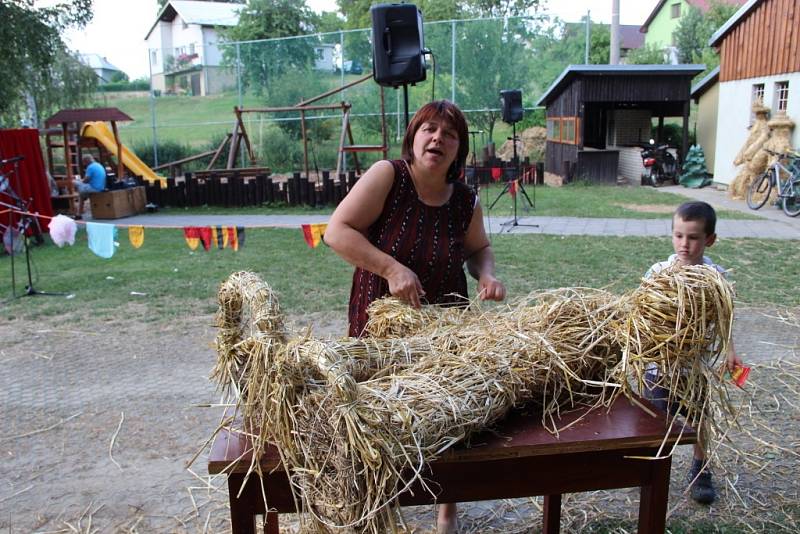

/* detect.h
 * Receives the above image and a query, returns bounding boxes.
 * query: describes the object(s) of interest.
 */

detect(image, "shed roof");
[78,54,123,72]
[690,66,720,100]
[145,0,241,40]
[45,108,134,127]
[709,0,761,47]
[536,64,705,107]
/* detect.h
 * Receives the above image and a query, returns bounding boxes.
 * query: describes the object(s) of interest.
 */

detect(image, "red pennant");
[198,227,213,251]
[509,179,518,198]
[491,167,502,182]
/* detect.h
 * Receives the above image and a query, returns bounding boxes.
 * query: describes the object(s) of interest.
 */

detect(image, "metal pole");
[610,0,620,65]
[236,42,243,108]
[148,48,159,167]
[451,20,456,102]
[340,31,345,89]
[585,10,591,64]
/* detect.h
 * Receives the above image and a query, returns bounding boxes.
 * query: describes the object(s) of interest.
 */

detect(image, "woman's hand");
[478,274,506,301]
[385,263,426,308]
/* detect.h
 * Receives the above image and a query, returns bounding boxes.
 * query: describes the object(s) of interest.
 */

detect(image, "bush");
[99,79,151,92]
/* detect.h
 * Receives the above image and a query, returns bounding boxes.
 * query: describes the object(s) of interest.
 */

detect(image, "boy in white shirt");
[644,201,741,504]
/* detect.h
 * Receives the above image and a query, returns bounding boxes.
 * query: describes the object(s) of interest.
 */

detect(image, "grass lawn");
[2,228,795,323]
[148,182,756,219]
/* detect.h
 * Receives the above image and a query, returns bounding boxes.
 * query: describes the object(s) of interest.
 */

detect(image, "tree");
[625,43,668,65]
[674,1,739,66]
[0,0,95,126]
[157,0,243,10]
[222,0,318,96]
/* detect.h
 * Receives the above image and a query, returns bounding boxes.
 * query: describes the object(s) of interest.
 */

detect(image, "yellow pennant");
[302,223,327,248]
[128,226,144,249]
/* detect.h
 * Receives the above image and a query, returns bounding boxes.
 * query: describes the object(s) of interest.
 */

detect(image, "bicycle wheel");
[782,176,800,216]
[746,169,773,209]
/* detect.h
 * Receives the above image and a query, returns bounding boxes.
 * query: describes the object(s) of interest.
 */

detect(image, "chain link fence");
[132,15,591,173]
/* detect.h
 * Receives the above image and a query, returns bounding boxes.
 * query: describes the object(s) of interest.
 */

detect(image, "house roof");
[709,0,761,47]
[690,65,720,100]
[145,1,241,41]
[619,25,645,50]
[536,64,705,107]
[45,108,134,127]
[640,0,747,33]
[78,54,123,73]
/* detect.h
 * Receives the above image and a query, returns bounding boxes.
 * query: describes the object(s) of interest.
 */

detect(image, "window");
[151,50,157,66]
[752,83,765,106]
[546,118,561,142]
[561,118,576,144]
[671,3,681,18]
[546,117,580,145]
[775,81,789,112]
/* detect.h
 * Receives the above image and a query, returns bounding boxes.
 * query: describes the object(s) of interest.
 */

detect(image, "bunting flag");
[215,226,227,249]
[128,226,144,249]
[491,167,502,182]
[227,226,239,251]
[236,226,245,248]
[301,223,327,248]
[509,179,518,198]
[198,227,213,251]
[183,227,200,250]
[86,222,118,259]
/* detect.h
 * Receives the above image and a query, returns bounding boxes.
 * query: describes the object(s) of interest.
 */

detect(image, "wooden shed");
[536,65,704,184]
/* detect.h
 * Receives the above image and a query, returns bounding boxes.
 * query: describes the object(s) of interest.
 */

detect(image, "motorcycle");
[640,140,680,187]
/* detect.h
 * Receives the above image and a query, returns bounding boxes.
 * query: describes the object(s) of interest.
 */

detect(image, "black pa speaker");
[371,3,426,87]
[500,89,523,123]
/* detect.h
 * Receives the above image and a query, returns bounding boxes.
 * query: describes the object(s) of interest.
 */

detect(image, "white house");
[145,0,241,96]
[709,0,800,185]
[78,54,125,84]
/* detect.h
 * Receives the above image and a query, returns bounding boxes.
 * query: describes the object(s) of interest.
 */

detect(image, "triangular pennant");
[491,167,502,182]
[236,227,245,248]
[301,223,327,248]
[183,227,200,250]
[227,226,238,251]
[509,179,518,198]
[216,226,227,249]
[198,227,213,251]
[128,226,144,249]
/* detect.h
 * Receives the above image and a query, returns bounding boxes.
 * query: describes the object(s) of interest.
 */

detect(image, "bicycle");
[746,148,800,217]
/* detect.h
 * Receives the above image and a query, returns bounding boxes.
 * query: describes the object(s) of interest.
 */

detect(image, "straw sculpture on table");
[209,266,737,533]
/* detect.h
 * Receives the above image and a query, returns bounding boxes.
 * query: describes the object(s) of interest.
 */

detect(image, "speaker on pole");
[371,3,426,88]
[500,89,523,124]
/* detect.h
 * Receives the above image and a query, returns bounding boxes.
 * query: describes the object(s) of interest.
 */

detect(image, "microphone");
[468,130,483,134]
[0,155,24,165]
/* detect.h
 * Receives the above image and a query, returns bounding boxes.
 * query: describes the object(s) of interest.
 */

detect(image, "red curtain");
[0,128,53,231]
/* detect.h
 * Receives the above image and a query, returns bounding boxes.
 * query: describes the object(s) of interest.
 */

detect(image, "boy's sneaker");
[687,465,716,504]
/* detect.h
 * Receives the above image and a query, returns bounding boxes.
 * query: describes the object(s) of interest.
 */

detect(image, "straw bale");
[208,265,738,533]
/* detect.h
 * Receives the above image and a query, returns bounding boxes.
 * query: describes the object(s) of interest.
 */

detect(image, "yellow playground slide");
[81,121,166,187]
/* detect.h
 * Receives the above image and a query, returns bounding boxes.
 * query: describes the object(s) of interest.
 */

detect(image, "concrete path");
[99,186,799,240]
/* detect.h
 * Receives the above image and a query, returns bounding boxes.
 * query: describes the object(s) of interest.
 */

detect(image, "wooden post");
[62,123,73,183]
[380,86,388,159]
[111,120,123,181]
[681,100,690,163]
[207,133,232,170]
[227,112,240,169]
[300,108,310,181]
[336,107,350,179]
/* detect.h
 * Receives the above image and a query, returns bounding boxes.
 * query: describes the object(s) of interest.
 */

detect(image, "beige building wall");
[695,82,719,174]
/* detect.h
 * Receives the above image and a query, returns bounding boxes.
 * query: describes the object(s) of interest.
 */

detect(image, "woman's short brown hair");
[401,100,469,183]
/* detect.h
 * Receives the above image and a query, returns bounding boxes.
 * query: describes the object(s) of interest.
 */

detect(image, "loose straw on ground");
[204,266,739,533]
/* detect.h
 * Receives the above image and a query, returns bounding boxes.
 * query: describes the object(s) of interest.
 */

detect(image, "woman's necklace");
[406,160,450,206]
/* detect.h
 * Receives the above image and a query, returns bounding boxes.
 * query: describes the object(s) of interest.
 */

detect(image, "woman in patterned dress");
[324,100,505,533]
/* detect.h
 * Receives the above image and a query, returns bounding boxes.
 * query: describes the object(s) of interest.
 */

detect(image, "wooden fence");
[141,160,542,208]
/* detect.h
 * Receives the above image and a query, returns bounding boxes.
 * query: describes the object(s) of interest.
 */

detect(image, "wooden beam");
[153,149,217,171]
[207,133,232,170]
[111,120,123,181]
[239,104,347,113]
[300,109,309,180]
[294,72,373,107]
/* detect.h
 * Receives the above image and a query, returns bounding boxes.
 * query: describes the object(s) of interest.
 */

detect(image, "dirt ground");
[1,305,798,533]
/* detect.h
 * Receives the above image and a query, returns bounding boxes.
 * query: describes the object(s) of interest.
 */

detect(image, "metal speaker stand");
[487,122,537,232]
[1,161,65,299]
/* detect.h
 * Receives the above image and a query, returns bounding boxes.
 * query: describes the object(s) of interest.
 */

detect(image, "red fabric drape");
[0,128,53,231]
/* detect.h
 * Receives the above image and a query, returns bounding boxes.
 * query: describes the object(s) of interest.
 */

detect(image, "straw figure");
[210,267,737,533]
[729,101,770,199]
[744,112,796,206]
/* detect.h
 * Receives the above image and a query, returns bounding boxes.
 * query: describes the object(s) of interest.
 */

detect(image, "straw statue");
[207,266,740,533]
[729,101,770,199]
[746,112,796,205]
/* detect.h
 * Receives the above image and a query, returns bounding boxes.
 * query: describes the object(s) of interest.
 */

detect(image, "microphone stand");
[488,122,537,232]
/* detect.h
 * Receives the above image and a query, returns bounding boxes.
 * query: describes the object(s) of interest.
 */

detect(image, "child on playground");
[643,201,742,504]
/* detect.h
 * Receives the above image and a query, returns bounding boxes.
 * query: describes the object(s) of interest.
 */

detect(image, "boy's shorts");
[643,370,707,419]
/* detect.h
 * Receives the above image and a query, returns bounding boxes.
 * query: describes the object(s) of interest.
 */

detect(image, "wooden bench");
[209,397,695,533]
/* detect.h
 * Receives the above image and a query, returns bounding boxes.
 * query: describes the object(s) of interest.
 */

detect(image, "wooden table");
[208,397,695,533]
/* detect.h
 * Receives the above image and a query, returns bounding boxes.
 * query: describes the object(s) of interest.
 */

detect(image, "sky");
[42,0,660,80]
